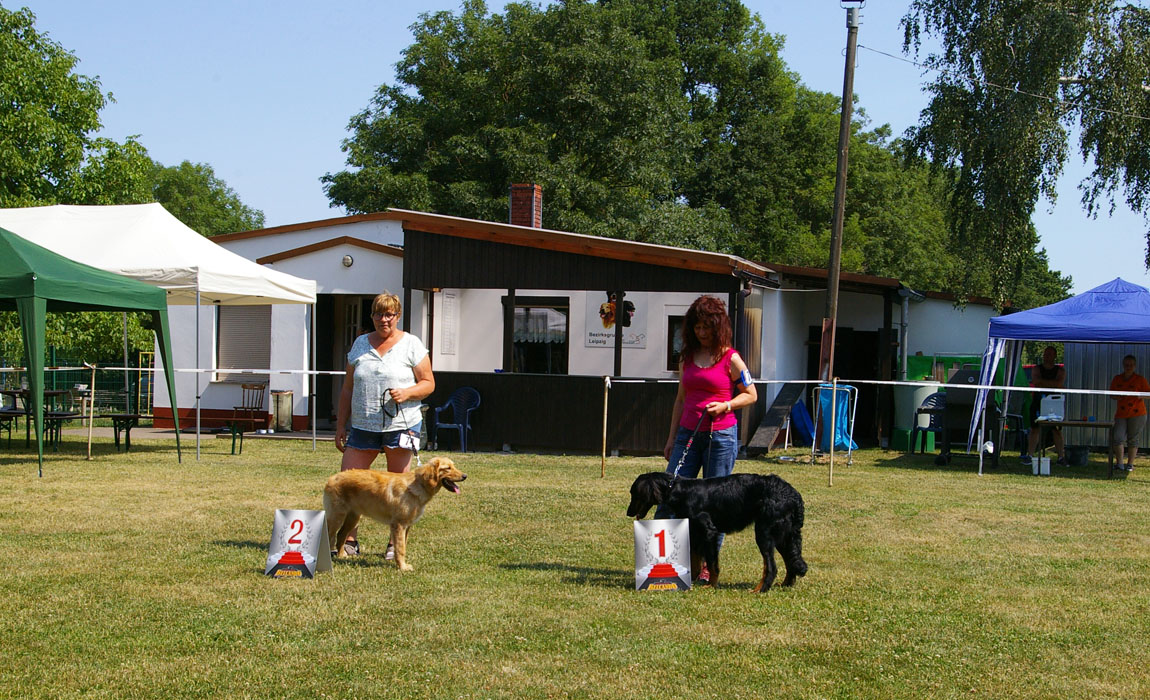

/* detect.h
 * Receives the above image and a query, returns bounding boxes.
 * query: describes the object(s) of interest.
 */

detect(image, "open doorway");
[806,326,880,446]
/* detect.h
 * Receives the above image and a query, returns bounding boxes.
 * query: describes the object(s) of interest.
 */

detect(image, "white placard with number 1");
[265,509,332,579]
[633,518,691,591]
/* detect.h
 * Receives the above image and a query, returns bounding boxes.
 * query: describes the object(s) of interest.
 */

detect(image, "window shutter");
[217,306,271,382]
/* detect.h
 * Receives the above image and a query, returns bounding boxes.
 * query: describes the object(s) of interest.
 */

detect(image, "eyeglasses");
[371,311,398,321]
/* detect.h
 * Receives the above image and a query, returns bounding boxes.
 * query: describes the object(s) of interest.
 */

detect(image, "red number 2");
[288,519,304,544]
[654,530,666,558]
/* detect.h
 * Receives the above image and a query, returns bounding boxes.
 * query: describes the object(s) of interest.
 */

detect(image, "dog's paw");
[398,562,414,572]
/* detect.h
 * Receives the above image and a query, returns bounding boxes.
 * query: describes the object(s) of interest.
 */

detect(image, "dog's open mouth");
[442,478,461,493]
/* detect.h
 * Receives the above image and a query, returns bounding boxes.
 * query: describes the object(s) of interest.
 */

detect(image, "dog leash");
[671,411,710,479]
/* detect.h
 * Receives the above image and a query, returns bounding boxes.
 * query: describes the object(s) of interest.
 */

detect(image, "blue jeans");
[655,424,739,550]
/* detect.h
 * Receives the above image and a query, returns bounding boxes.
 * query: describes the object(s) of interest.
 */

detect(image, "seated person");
[1023,346,1066,466]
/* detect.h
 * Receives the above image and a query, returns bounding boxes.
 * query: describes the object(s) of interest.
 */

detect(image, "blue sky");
[16,0,1149,295]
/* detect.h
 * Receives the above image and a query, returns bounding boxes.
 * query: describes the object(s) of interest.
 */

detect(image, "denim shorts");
[345,424,421,451]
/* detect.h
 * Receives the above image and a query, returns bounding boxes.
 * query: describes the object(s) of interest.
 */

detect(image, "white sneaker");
[385,542,395,560]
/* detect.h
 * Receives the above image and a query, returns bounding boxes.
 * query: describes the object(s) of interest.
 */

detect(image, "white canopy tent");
[0,204,319,457]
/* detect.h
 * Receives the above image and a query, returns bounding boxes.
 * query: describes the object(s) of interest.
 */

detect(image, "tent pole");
[196,289,201,460]
[978,403,988,476]
[310,302,316,451]
[122,312,130,413]
[86,363,96,460]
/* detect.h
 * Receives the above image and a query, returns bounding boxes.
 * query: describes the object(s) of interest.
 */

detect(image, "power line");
[858,44,1150,123]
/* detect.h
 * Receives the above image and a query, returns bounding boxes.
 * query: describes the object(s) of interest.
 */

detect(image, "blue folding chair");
[431,387,481,452]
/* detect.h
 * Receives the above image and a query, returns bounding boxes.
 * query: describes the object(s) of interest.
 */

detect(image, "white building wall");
[761,287,816,404]
[431,289,723,378]
[902,297,994,357]
[257,244,404,296]
[218,219,405,261]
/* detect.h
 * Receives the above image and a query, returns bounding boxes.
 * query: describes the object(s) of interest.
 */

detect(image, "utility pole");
[818,1,863,382]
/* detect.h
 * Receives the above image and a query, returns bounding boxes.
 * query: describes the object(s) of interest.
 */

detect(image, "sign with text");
[265,509,332,579]
[633,518,691,591]
[586,292,647,348]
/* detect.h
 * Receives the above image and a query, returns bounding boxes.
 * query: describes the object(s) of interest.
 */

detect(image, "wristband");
[726,401,732,413]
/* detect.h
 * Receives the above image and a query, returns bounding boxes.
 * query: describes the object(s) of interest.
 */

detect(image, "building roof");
[219,209,771,282]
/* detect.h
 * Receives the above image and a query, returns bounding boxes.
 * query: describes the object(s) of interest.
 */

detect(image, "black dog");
[627,472,807,592]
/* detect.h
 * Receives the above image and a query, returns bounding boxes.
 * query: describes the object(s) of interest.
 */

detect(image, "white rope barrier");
[608,376,1150,399]
[8,365,1150,398]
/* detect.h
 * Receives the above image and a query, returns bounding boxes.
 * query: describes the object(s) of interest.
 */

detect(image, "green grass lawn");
[2,437,1148,699]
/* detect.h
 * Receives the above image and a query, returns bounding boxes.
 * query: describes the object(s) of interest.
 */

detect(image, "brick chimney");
[509,183,542,228]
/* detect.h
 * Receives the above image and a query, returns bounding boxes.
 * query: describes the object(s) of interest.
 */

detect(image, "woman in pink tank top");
[656,296,758,582]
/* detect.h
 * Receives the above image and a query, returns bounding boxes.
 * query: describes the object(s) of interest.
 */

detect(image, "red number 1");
[288,519,304,544]
[654,530,666,557]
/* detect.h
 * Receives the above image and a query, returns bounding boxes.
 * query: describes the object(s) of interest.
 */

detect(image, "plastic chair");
[910,392,946,454]
[228,383,267,454]
[431,387,480,452]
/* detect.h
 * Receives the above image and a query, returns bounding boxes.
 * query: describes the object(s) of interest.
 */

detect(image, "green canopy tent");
[0,228,181,475]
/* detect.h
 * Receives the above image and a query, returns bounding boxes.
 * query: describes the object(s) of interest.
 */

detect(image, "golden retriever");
[323,456,467,571]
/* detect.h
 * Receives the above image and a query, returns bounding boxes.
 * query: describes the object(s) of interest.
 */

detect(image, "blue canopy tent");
[969,278,1150,473]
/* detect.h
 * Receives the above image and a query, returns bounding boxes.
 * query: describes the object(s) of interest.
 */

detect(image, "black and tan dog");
[627,471,807,592]
[323,457,466,571]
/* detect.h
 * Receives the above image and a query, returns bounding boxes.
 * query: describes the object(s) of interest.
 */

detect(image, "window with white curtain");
[510,298,569,374]
[216,305,271,382]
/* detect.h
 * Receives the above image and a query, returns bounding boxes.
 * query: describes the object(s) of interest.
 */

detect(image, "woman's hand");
[335,425,347,453]
[704,400,730,418]
[664,437,674,462]
[389,387,412,404]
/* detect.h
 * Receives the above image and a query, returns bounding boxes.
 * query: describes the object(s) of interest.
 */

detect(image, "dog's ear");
[432,458,457,485]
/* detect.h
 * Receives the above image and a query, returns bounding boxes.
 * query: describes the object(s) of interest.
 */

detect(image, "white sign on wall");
[586,292,646,348]
[441,290,457,356]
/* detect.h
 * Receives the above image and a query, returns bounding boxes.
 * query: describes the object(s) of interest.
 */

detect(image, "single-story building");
[158,186,998,452]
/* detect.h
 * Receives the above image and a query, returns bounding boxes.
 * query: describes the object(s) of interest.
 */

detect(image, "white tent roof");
[0,203,316,304]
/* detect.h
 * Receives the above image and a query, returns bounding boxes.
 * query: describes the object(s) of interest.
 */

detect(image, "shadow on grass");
[498,561,775,592]
[501,561,633,588]
[216,539,267,551]
[875,450,1123,481]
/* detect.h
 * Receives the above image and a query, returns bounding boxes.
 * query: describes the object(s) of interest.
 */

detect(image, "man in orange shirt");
[1110,354,1150,472]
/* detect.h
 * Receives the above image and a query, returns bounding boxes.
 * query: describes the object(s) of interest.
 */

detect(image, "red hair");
[682,295,732,362]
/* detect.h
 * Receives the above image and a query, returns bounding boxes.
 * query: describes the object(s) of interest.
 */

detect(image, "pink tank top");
[680,347,737,431]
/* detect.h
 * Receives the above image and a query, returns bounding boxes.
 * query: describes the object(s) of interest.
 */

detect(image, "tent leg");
[196,290,201,460]
[978,404,987,476]
[310,302,316,451]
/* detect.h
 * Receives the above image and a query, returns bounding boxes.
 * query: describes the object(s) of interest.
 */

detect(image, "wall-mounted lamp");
[342,255,354,268]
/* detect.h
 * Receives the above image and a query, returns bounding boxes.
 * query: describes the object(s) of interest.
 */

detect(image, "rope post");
[601,376,610,478]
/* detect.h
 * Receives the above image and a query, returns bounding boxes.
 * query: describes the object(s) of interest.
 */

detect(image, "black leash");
[670,411,711,479]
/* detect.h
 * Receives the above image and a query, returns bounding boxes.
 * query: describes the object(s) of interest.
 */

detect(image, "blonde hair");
[371,292,401,317]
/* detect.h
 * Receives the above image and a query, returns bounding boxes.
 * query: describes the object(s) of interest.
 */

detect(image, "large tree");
[902,0,1150,304]
[1,5,106,206]
[325,0,1068,306]
[151,161,265,236]
[0,5,264,368]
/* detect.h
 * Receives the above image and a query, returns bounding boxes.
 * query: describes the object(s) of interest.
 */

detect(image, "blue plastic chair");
[432,387,481,452]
